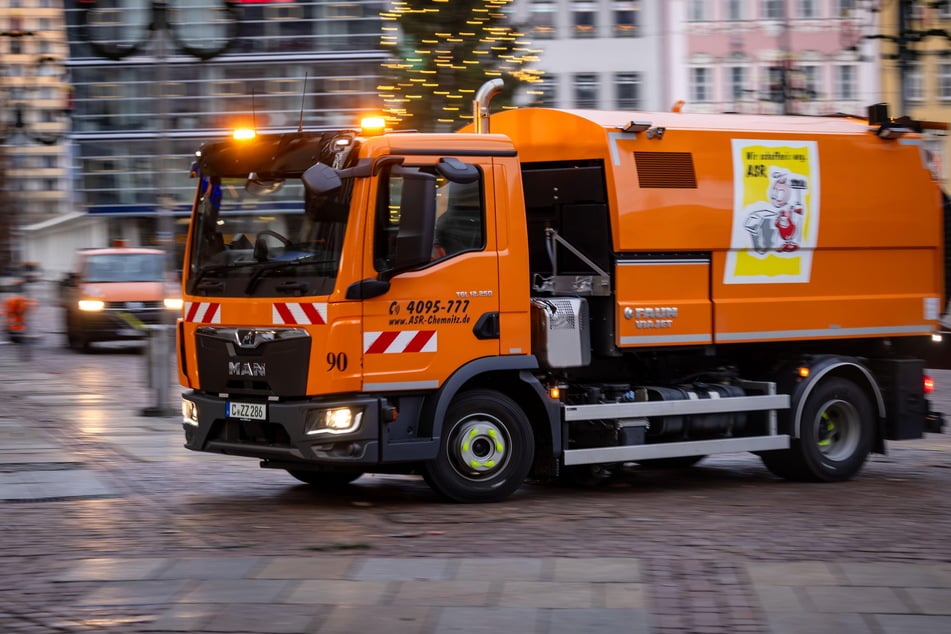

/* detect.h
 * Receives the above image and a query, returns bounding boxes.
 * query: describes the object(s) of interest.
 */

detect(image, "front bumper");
[181,391,383,466]
[75,309,164,342]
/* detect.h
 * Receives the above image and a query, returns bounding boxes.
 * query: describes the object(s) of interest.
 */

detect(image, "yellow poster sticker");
[725,139,820,284]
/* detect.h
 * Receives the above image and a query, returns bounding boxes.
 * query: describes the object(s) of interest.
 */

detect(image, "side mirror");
[390,167,437,274]
[436,157,480,184]
[302,163,342,194]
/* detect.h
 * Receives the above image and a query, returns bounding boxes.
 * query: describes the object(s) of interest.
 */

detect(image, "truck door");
[360,157,501,393]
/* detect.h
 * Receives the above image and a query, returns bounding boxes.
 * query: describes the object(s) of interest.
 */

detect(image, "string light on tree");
[380,0,544,131]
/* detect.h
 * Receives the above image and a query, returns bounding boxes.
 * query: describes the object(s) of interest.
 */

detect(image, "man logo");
[228,361,266,377]
[236,329,256,347]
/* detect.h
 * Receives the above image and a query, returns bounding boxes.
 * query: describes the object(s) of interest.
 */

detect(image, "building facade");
[874,0,951,187]
[673,0,880,116]
[510,0,667,111]
[0,0,71,271]
[56,0,386,276]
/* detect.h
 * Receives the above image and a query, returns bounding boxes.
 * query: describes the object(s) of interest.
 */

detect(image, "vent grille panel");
[634,152,698,189]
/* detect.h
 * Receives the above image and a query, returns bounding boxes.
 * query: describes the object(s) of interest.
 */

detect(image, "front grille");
[106,300,164,310]
[195,327,311,397]
[105,301,166,325]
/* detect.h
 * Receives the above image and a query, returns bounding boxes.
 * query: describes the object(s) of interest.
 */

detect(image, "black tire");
[65,314,89,352]
[761,377,873,482]
[286,469,363,490]
[637,455,706,469]
[423,389,534,503]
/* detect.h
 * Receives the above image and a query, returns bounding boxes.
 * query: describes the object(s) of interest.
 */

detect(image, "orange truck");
[177,81,946,502]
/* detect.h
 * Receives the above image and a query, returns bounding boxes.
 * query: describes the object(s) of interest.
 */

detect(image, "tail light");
[924,375,935,395]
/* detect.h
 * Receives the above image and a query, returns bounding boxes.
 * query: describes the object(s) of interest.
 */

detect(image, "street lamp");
[77,0,240,415]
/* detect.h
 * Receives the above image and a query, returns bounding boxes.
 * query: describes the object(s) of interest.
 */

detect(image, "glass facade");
[65,1,385,228]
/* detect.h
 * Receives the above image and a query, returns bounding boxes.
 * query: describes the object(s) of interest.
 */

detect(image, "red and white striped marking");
[184,301,221,324]
[364,330,437,354]
[272,302,327,325]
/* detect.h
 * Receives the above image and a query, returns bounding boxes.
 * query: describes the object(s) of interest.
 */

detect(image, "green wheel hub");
[451,417,508,476]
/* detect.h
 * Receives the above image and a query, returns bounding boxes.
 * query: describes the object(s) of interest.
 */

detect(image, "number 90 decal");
[326,352,348,372]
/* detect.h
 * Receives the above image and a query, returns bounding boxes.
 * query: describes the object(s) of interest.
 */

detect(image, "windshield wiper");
[243,255,337,295]
[189,261,259,293]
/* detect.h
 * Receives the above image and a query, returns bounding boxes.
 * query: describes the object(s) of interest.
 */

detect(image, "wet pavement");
[2,283,951,633]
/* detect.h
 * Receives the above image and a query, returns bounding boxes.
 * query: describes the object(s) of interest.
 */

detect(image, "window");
[375,165,485,269]
[726,0,743,21]
[940,64,951,100]
[689,0,707,21]
[835,65,856,100]
[573,1,597,37]
[767,66,785,102]
[940,1,951,19]
[434,179,485,258]
[728,66,747,101]
[906,64,923,102]
[613,1,640,36]
[798,0,816,18]
[690,67,712,102]
[835,0,854,17]
[531,76,557,107]
[799,65,819,100]
[615,72,642,109]
[573,73,599,108]
[762,0,783,19]
[530,0,556,39]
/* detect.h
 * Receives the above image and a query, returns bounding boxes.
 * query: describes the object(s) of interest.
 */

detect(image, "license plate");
[226,401,266,421]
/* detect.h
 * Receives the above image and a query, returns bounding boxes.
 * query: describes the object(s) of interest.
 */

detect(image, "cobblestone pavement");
[1,284,950,633]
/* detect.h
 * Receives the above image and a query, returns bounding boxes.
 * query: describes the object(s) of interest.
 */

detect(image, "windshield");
[84,253,165,283]
[186,132,358,298]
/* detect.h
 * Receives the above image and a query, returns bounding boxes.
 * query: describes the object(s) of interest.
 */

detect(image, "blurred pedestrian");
[4,294,36,344]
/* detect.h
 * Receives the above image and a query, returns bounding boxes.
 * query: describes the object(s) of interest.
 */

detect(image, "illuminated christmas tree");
[379,0,544,131]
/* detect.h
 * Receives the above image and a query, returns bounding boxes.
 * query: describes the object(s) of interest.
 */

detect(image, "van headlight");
[164,297,184,310]
[304,407,363,435]
[78,299,105,312]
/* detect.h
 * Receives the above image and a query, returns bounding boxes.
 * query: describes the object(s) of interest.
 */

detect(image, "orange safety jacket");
[4,296,35,333]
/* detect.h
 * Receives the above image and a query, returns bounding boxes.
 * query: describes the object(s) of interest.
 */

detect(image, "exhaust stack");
[473,79,504,134]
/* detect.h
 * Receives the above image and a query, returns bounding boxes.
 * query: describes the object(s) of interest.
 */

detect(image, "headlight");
[78,299,105,312]
[164,297,184,310]
[181,398,199,426]
[304,407,363,436]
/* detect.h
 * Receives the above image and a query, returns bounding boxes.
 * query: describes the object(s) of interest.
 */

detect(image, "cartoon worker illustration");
[742,167,808,255]
[768,168,806,253]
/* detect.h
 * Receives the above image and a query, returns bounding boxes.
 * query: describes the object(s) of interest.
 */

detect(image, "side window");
[373,163,485,271]
[433,177,485,259]
[373,172,404,272]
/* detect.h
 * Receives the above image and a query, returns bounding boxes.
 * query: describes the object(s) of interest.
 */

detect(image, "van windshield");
[85,253,165,283]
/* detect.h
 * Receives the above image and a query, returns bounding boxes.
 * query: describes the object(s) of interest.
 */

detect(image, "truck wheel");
[286,469,363,490]
[761,377,873,482]
[423,390,534,503]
